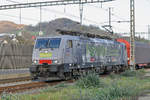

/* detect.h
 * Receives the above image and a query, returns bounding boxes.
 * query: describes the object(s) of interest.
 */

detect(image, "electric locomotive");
[30,35,128,80]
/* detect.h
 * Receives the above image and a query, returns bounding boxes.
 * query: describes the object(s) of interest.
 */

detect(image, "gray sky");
[0,0,150,34]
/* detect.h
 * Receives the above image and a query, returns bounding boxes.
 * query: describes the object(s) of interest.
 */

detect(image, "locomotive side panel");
[85,39,127,67]
[120,43,127,65]
[105,40,126,66]
[64,39,74,64]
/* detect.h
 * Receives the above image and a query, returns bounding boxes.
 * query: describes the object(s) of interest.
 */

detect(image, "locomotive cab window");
[49,38,61,48]
[35,38,61,49]
[67,40,73,48]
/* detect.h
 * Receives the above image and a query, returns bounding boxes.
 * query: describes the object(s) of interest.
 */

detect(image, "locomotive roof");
[36,35,122,45]
[56,29,113,40]
[36,35,80,40]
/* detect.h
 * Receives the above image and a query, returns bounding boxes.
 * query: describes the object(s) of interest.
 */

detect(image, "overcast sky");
[0,0,150,35]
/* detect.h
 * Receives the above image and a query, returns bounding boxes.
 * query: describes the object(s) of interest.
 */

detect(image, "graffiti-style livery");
[30,35,127,80]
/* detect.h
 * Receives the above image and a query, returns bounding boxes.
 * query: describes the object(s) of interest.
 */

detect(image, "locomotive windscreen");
[35,38,61,49]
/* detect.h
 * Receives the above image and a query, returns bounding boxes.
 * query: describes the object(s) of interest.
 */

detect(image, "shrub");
[109,73,120,79]
[54,82,67,88]
[1,93,19,100]
[70,94,92,100]
[136,69,146,77]
[120,69,146,77]
[94,82,138,100]
[120,70,137,77]
[108,83,136,98]
[76,72,103,88]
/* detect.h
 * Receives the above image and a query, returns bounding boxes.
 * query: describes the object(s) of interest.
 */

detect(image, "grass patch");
[54,82,68,88]
[1,69,150,100]
[120,69,146,77]
[76,72,104,88]
[120,70,137,77]
[109,72,120,79]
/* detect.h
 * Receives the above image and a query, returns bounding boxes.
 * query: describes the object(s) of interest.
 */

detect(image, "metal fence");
[0,44,33,69]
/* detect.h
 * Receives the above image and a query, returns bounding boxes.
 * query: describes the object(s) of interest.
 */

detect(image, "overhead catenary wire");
[0,6,104,26]
[0,13,39,21]
[87,4,129,23]
[2,0,121,28]
[2,0,130,32]
[6,0,22,25]
[1,0,131,34]
[0,0,114,10]
[79,1,83,24]
[1,0,106,27]
[39,5,42,31]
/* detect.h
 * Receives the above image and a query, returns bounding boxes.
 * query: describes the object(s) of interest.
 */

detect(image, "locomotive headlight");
[53,60,58,64]
[33,60,38,64]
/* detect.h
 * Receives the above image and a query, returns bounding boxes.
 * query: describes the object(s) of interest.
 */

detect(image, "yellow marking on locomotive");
[40,53,52,57]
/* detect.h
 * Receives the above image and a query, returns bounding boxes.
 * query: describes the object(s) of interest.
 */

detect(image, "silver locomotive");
[30,35,128,80]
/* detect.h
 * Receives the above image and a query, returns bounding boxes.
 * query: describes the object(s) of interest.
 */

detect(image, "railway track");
[0,81,48,94]
[0,76,31,84]
[1,68,146,94]
[0,68,147,95]
[0,80,74,94]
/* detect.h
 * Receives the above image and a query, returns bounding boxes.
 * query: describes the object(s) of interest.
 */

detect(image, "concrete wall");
[0,44,33,69]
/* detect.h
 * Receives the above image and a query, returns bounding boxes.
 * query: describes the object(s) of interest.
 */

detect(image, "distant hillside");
[25,18,114,38]
[0,21,25,33]
[0,18,149,44]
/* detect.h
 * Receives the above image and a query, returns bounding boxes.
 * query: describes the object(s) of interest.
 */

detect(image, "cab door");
[64,40,73,64]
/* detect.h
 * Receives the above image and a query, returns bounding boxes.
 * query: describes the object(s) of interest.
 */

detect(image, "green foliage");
[74,80,138,100]
[70,90,92,100]
[76,72,103,88]
[4,69,150,100]
[136,69,146,76]
[109,73,120,79]
[87,78,140,100]
[71,97,92,100]
[39,87,57,93]
[120,70,137,77]
[120,69,146,77]
[108,83,136,98]
[1,93,19,100]
[54,82,68,88]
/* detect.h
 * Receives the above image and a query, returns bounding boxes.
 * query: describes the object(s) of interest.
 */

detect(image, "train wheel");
[64,72,72,80]
[30,73,38,80]
[114,66,119,73]
[119,66,127,72]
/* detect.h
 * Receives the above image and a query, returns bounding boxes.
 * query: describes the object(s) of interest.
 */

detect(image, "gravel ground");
[0,81,32,87]
[0,68,29,75]
[138,69,150,100]
[139,94,150,100]
[0,68,30,80]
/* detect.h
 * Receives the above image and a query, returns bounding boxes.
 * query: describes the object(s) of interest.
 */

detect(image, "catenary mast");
[130,0,135,70]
